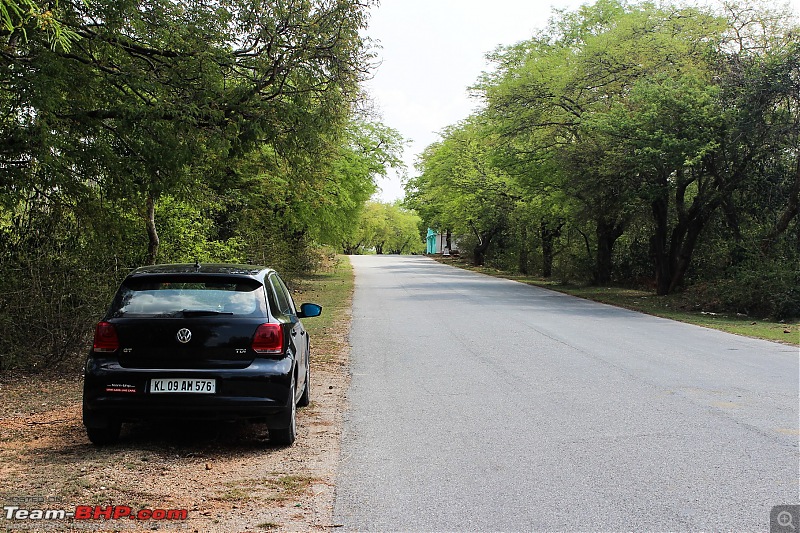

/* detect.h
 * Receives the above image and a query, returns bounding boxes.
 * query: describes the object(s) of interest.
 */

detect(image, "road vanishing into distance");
[333,255,799,531]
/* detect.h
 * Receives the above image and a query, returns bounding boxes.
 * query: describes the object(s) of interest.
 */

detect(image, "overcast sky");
[362,0,800,202]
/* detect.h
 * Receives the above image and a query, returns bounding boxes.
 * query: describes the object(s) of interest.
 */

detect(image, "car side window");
[275,275,297,315]
[268,274,294,316]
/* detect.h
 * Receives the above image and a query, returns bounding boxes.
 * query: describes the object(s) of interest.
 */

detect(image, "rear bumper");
[82,356,294,428]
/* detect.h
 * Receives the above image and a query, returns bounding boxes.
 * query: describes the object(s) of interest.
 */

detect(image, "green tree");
[355,201,391,254]
[481,0,726,285]
[406,117,519,266]
[0,0,381,371]
[316,119,405,248]
[589,5,799,294]
[348,201,423,255]
[384,202,424,254]
[1,0,373,263]
[439,0,798,303]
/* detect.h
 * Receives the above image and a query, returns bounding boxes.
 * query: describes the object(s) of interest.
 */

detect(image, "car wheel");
[270,373,297,446]
[86,421,121,446]
[297,354,310,408]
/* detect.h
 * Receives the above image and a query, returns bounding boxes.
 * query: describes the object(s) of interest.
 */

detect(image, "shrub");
[698,257,800,320]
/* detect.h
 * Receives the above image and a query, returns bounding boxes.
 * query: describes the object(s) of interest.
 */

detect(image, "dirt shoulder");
[0,258,354,533]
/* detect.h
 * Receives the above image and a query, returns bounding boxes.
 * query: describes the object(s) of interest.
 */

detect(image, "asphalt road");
[333,255,799,531]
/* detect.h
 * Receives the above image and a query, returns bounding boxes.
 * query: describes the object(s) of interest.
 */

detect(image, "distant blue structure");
[426,228,437,254]
[426,229,457,255]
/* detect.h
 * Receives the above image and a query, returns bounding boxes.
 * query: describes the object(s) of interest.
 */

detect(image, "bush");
[697,258,800,320]
[0,207,131,372]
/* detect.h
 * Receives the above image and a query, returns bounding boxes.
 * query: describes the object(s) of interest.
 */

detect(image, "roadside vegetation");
[342,200,425,255]
[295,255,355,364]
[407,0,799,325]
[0,0,409,373]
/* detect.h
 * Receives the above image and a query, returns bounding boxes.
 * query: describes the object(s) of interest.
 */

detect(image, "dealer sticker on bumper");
[150,378,216,394]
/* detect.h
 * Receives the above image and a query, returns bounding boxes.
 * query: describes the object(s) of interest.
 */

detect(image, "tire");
[297,353,310,408]
[86,422,121,446]
[270,373,297,446]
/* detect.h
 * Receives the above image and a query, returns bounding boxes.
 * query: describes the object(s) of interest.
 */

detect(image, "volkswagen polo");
[82,263,321,446]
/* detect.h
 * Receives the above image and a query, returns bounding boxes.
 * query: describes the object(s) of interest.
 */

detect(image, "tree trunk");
[595,235,613,285]
[518,225,529,275]
[761,156,800,253]
[342,241,363,254]
[594,218,625,285]
[651,193,716,295]
[541,241,554,278]
[650,198,671,296]
[473,239,491,266]
[145,194,159,265]
[540,220,562,278]
[667,216,706,294]
[469,223,497,267]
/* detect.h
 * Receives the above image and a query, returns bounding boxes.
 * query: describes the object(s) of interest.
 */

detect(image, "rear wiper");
[179,309,234,317]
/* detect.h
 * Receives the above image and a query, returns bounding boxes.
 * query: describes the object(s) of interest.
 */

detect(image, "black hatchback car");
[82,263,321,446]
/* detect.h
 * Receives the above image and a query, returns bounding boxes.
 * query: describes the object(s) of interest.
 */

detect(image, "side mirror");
[298,303,322,318]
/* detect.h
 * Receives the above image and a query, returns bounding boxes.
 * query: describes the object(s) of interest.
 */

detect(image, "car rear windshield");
[108,276,267,318]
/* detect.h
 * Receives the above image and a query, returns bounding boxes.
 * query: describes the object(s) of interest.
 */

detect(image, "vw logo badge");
[176,328,192,344]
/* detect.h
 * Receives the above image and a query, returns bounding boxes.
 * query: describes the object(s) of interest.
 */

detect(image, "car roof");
[126,263,273,280]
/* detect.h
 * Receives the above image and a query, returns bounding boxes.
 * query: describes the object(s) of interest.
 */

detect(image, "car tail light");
[93,322,119,353]
[252,323,284,354]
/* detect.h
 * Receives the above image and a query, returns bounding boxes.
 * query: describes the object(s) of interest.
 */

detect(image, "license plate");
[150,378,216,394]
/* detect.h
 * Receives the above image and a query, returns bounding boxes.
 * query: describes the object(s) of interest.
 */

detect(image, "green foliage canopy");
[0,0,405,371]
[410,0,799,312]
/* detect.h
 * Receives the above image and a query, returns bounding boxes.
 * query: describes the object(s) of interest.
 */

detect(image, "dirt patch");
[0,265,353,533]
